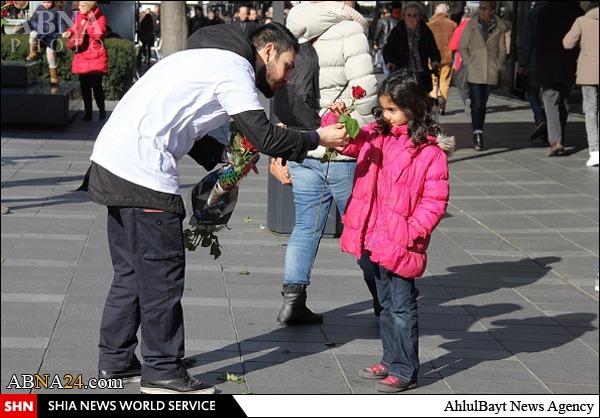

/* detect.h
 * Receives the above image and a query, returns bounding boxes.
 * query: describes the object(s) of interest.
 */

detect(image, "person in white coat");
[270,1,379,326]
[563,3,599,167]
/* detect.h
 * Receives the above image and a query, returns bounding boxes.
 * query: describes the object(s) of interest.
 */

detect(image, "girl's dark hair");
[374,68,441,145]
[249,22,299,57]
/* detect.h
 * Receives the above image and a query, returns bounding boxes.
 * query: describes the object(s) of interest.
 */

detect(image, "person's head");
[208,10,215,19]
[478,1,496,22]
[79,1,97,16]
[249,22,299,98]
[41,1,54,11]
[249,8,257,20]
[435,3,450,14]
[154,5,159,15]
[194,6,203,17]
[263,17,273,25]
[403,2,424,30]
[71,1,79,12]
[238,6,249,21]
[214,9,220,17]
[375,69,440,143]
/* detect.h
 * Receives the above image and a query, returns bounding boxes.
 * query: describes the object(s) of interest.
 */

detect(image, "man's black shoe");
[98,366,142,383]
[140,373,216,394]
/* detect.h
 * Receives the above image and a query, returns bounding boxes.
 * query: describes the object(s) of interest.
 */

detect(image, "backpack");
[273,41,320,130]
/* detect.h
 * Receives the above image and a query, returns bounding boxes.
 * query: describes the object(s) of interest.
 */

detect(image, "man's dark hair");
[249,22,299,56]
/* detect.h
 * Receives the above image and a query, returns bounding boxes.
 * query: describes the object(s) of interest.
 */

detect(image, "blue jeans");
[468,83,493,132]
[283,158,356,285]
[526,71,545,124]
[361,254,419,383]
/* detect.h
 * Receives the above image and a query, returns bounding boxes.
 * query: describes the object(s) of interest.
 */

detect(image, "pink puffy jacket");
[323,113,454,278]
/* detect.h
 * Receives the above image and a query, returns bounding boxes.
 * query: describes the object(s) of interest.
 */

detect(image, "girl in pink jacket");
[324,68,454,393]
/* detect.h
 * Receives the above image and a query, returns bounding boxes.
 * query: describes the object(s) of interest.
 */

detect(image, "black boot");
[82,111,93,121]
[365,281,383,317]
[99,109,106,120]
[276,284,323,326]
[473,132,483,151]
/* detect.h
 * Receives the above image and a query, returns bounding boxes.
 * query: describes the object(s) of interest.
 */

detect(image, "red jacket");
[65,7,108,75]
[322,113,454,278]
[449,18,469,71]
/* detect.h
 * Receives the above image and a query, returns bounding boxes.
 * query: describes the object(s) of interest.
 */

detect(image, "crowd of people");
[13,0,598,396]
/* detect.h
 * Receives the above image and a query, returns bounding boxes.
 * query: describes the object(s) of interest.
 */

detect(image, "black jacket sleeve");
[231,110,319,162]
[187,134,226,171]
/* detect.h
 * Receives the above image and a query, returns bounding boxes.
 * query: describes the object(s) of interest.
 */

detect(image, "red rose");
[352,86,367,100]
[1,9,8,17]
[241,138,258,153]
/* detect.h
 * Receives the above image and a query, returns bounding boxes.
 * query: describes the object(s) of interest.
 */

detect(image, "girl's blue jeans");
[359,254,419,383]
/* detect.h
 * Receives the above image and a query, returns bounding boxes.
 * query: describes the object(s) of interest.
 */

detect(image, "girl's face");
[379,94,408,128]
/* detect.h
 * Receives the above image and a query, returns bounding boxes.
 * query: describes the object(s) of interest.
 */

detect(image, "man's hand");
[269,157,292,185]
[317,124,349,149]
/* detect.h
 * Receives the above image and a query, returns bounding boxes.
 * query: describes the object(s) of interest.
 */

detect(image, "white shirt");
[90,48,263,195]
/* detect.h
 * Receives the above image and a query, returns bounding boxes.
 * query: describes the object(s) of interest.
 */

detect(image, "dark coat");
[230,19,258,39]
[382,20,441,91]
[29,5,66,49]
[535,1,583,84]
[374,15,399,49]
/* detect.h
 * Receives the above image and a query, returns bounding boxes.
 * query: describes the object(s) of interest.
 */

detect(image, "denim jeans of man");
[526,71,545,124]
[468,83,493,132]
[363,255,419,383]
[581,85,599,152]
[99,207,187,381]
[283,159,356,285]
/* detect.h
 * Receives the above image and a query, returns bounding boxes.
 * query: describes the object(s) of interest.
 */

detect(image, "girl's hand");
[62,31,72,38]
[327,101,347,116]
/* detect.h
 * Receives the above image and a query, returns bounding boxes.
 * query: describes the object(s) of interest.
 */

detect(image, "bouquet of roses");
[183,122,260,259]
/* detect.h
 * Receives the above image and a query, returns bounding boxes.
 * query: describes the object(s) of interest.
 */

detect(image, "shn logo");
[4,402,33,412]
[0,394,37,417]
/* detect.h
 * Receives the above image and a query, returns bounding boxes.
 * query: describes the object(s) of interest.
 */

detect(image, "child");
[26,1,66,86]
[324,68,454,393]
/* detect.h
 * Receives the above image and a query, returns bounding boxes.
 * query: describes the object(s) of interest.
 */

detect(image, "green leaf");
[345,118,360,139]
[210,244,222,259]
[243,216,254,223]
[239,270,250,275]
[338,113,351,123]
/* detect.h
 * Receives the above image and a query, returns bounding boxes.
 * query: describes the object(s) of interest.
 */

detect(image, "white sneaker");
[586,151,599,167]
